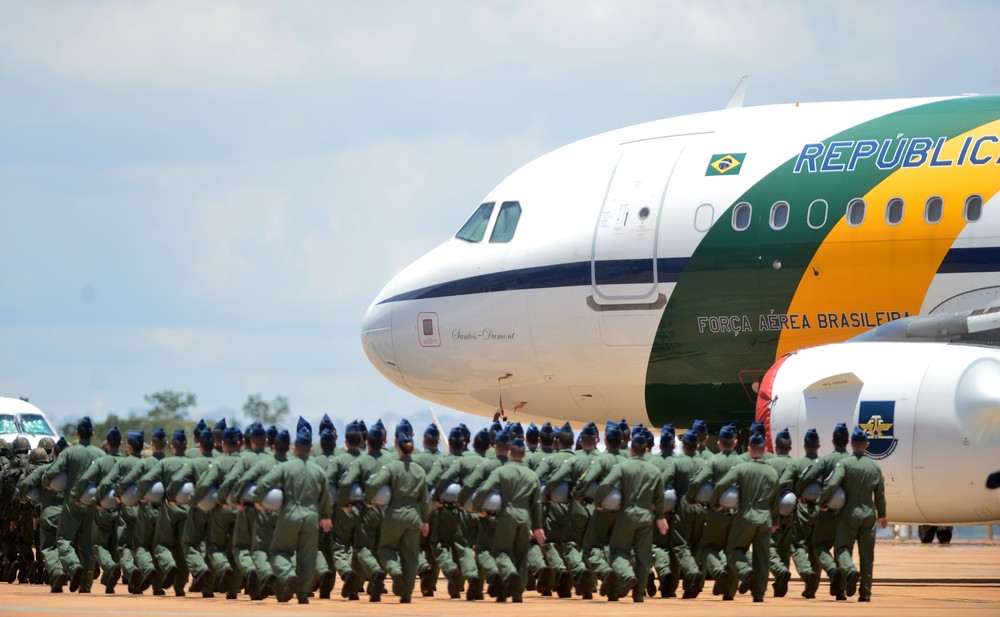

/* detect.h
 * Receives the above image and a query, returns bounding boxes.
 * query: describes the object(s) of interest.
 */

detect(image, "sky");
[2,0,999,435]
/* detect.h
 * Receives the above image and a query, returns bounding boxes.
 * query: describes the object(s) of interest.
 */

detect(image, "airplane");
[361,90,1000,525]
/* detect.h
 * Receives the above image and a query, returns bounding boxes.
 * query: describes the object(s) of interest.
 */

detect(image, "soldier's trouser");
[432,506,477,580]
[153,504,189,594]
[834,513,876,599]
[418,509,438,590]
[652,513,680,594]
[811,511,839,576]
[526,540,546,581]
[562,502,593,582]
[91,510,119,579]
[539,502,568,590]
[206,506,240,594]
[251,509,278,585]
[134,503,162,591]
[182,507,211,580]
[790,506,818,578]
[331,505,358,577]
[476,514,498,580]
[769,515,794,577]
[233,508,254,581]
[39,506,64,579]
[582,509,616,581]
[56,502,96,591]
[378,506,422,600]
[671,505,704,580]
[492,512,531,600]
[317,521,335,580]
[725,518,771,600]
[269,507,318,601]
[354,505,384,580]
[609,510,653,600]
[700,508,733,579]
[117,507,138,582]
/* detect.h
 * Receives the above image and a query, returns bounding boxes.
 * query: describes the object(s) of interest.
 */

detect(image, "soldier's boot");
[50,572,68,593]
[419,565,434,597]
[845,570,860,597]
[465,576,481,601]
[161,565,177,592]
[773,570,791,597]
[711,570,727,596]
[646,572,657,597]
[446,570,463,599]
[682,572,704,599]
[188,569,210,594]
[556,569,572,598]
[659,574,676,598]
[340,570,357,598]
[802,571,819,599]
[278,576,297,603]
[368,570,385,602]
[616,576,637,599]
[501,573,517,602]
[599,571,614,597]
[68,566,82,593]
[535,567,552,595]
[828,568,842,596]
[105,565,121,594]
[318,571,334,599]
[738,571,753,595]
[487,572,502,598]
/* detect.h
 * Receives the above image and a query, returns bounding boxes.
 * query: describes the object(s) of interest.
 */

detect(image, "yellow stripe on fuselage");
[776,119,1000,358]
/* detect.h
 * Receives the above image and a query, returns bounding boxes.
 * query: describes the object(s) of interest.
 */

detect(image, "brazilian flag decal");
[706,153,745,176]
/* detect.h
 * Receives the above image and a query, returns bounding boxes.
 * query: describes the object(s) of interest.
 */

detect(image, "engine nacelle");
[760,341,1000,525]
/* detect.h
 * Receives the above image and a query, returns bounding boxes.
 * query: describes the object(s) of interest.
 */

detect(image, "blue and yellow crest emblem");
[858,401,898,460]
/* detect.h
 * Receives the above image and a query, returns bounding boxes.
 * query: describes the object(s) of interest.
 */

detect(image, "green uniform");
[575,448,625,588]
[710,457,779,601]
[193,450,242,596]
[820,451,886,600]
[109,453,144,588]
[310,447,339,596]
[43,439,104,592]
[217,446,266,589]
[117,451,167,593]
[231,449,285,598]
[595,455,665,601]
[473,458,542,602]
[462,452,504,591]
[328,448,364,595]
[766,453,795,587]
[338,448,390,587]
[687,449,741,586]
[139,452,191,595]
[798,447,850,580]
[167,451,214,591]
[789,452,820,587]
[545,447,600,595]
[254,453,332,602]
[535,446,574,595]
[412,445,441,596]
[18,462,65,583]
[433,450,484,595]
[75,450,122,590]
[664,450,705,596]
[2,450,34,582]
[366,454,429,602]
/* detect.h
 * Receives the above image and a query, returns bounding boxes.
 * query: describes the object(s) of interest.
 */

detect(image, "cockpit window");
[489,201,522,243]
[455,202,495,243]
[0,414,15,434]
[19,413,53,436]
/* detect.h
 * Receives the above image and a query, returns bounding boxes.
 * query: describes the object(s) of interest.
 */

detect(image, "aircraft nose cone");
[361,294,407,389]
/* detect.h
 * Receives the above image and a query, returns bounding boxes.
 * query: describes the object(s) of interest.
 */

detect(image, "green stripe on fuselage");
[645,96,1000,428]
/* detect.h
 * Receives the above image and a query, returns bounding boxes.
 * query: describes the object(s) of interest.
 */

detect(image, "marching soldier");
[413,423,441,597]
[819,426,888,602]
[74,426,122,594]
[110,430,146,593]
[533,422,573,597]
[311,424,339,599]
[327,421,365,600]
[117,427,168,595]
[253,426,332,604]
[709,432,779,602]
[575,421,626,599]
[766,427,795,597]
[142,429,191,596]
[649,424,678,597]
[790,427,822,597]
[166,428,215,596]
[216,423,268,598]
[194,425,243,598]
[665,430,706,599]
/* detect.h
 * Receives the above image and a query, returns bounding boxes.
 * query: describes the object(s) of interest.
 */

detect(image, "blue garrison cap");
[345,421,360,434]
[560,421,572,434]
[580,424,598,438]
[297,416,311,433]
[748,432,766,447]
[833,422,849,440]
[489,421,503,433]
[214,418,227,430]
[719,424,736,440]
[511,437,526,449]
[494,430,512,445]
[526,423,539,440]
[618,418,630,433]
[320,428,335,445]
[632,433,647,449]
[371,419,385,434]
[631,423,645,436]
[539,422,553,436]
[508,422,524,437]
[396,418,413,437]
[775,427,791,441]
[128,430,144,449]
[78,416,93,433]
[274,429,290,448]
[152,428,166,441]
[605,420,619,434]
[458,423,470,441]
[424,423,440,438]
[473,428,491,450]
[804,428,820,444]
[107,426,121,440]
[357,419,368,434]
[693,420,708,435]
[319,414,334,433]
[749,421,765,435]
[448,426,464,441]
[55,436,69,453]
[199,430,214,448]
[851,425,869,442]
[172,428,187,443]
[266,425,278,441]
[396,431,413,445]
[681,430,699,447]
[295,427,312,447]
[222,426,239,443]
[661,424,675,439]
[606,426,623,441]
[250,424,266,438]
[194,418,207,432]
[232,425,243,441]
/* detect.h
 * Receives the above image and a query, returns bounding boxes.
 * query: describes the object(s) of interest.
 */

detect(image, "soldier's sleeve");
[424,457,445,490]
[653,468,666,519]
[216,458,244,503]
[317,467,333,519]
[16,465,43,500]
[817,461,846,507]
[875,467,887,519]
[686,461,711,501]
[137,459,163,495]
[593,465,622,503]
[417,474,429,523]
[661,458,677,488]
[41,452,67,487]
[776,461,795,493]
[571,459,602,500]
[71,459,98,501]
[165,460,193,499]
[252,462,284,502]
[542,458,571,500]
[709,466,739,508]
[529,472,543,529]
[795,459,823,494]
[363,464,392,503]
[191,462,219,503]
[434,459,461,498]
[117,459,146,491]
[472,467,501,511]
[336,459,362,504]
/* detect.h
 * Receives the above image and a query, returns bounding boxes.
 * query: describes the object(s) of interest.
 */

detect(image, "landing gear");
[918,525,953,544]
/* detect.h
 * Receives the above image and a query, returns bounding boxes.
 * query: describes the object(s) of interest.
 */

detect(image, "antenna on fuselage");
[724,75,748,110]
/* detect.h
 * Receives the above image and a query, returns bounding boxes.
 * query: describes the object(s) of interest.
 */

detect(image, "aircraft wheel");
[918,525,937,543]
[935,527,953,544]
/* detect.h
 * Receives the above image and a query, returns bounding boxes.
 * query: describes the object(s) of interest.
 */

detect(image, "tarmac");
[2,541,998,617]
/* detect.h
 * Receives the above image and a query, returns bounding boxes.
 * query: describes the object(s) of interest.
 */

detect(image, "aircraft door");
[591,139,685,305]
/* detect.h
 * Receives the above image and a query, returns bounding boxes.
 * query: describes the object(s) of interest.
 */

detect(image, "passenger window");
[489,201,522,243]
[925,196,943,224]
[455,202,495,242]
[807,199,828,229]
[694,203,714,232]
[886,198,904,225]
[732,202,752,231]
[770,201,790,230]
[847,198,866,227]
[965,195,983,222]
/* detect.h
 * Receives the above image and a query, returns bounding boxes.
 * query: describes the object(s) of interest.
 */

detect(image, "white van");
[0,397,62,449]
